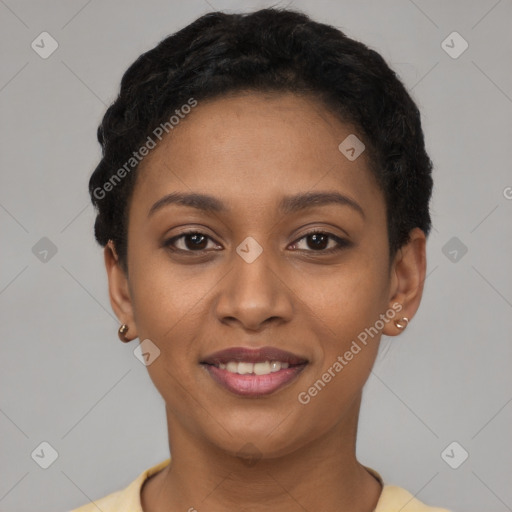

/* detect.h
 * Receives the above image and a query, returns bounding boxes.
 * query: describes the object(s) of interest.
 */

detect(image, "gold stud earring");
[118,324,130,342]
[394,317,409,330]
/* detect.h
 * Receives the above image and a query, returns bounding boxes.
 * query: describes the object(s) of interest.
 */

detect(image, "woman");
[72,7,450,511]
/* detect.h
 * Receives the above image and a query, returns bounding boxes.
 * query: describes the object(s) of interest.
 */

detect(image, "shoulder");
[68,458,171,512]
[376,484,452,512]
[69,487,127,512]
[364,467,451,512]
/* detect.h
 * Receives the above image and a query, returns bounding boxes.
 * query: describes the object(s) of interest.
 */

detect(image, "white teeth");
[238,362,254,374]
[253,361,271,375]
[226,361,238,373]
[218,361,290,375]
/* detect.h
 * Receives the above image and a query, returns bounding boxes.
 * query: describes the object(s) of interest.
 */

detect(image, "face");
[106,91,426,459]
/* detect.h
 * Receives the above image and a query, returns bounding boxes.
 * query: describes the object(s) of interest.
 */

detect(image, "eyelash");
[163,229,350,255]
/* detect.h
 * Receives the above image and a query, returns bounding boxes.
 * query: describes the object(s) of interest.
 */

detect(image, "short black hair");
[89,7,433,271]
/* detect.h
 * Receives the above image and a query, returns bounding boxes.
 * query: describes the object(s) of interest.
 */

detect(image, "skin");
[104,91,427,512]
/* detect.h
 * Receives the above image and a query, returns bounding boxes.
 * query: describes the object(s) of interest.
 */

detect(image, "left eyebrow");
[279,191,365,219]
[148,190,365,219]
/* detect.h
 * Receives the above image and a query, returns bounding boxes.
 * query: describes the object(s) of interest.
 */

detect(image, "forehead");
[132,91,383,217]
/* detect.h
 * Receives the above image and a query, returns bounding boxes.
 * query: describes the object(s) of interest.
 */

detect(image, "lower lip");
[202,364,307,397]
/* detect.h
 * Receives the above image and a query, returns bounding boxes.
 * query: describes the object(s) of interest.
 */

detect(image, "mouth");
[200,346,309,397]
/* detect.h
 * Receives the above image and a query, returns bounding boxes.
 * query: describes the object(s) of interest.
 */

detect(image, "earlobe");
[104,240,138,341]
[383,228,427,337]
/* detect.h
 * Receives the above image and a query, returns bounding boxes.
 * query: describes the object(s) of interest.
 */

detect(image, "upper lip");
[200,346,309,366]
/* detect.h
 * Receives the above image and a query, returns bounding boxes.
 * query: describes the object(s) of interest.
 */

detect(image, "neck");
[141,394,382,512]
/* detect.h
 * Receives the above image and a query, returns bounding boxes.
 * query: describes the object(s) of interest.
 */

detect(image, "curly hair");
[89,7,433,272]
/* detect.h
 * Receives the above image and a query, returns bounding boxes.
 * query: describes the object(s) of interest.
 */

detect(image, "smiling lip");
[200,346,309,397]
[200,346,308,365]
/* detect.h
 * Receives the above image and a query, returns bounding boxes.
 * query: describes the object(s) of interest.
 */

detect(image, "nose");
[213,246,294,332]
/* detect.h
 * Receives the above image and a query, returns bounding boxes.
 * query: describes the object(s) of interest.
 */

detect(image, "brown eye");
[306,233,329,250]
[290,231,350,253]
[164,231,219,252]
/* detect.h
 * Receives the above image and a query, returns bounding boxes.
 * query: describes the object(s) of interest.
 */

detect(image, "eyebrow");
[148,191,365,219]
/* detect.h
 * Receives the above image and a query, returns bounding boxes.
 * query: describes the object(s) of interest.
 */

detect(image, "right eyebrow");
[148,192,226,218]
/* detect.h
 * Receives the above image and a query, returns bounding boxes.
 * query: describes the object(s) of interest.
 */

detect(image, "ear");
[382,227,427,337]
[104,241,138,341]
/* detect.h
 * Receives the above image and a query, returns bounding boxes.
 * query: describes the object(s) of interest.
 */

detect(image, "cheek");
[128,256,211,415]
[291,253,389,336]
[129,250,218,340]
[293,254,388,386]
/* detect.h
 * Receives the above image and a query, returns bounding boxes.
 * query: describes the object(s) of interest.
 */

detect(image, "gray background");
[1,1,511,511]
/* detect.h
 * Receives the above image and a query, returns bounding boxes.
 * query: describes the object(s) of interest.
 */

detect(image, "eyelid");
[163,228,350,254]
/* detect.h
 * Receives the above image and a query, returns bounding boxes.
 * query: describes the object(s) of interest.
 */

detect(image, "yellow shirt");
[70,458,451,512]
